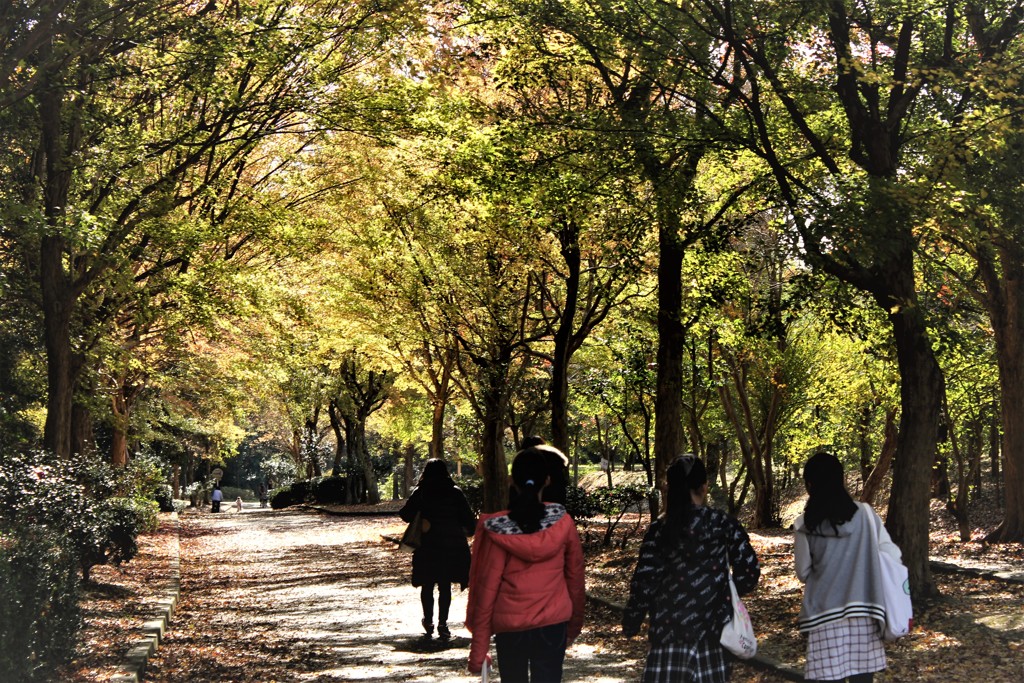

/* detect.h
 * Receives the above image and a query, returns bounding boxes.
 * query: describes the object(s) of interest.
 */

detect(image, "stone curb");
[110,512,182,683]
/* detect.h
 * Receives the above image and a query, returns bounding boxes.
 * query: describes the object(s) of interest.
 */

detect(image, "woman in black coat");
[399,458,476,640]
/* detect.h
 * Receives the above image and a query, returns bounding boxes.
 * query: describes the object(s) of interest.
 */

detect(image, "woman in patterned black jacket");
[623,455,760,683]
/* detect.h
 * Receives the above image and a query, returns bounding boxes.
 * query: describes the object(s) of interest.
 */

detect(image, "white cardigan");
[794,502,902,632]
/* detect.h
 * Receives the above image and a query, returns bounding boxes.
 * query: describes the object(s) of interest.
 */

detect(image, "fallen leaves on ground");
[60,495,1024,682]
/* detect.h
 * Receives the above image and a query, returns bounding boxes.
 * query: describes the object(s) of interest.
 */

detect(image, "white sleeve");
[793,514,813,583]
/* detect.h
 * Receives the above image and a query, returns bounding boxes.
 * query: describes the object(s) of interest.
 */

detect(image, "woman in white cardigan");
[794,452,902,683]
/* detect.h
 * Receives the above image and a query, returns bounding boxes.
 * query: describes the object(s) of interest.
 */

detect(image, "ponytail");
[660,454,708,551]
[508,447,549,533]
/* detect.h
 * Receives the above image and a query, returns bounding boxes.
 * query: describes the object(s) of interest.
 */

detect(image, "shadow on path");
[147,507,642,682]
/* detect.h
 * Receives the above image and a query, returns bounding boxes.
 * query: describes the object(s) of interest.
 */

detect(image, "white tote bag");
[720,575,757,659]
[878,550,913,640]
[867,507,913,641]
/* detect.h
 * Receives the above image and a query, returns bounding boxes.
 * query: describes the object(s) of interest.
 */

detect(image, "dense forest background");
[3,0,1024,607]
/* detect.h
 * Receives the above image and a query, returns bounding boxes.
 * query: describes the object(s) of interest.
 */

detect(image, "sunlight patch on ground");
[974,611,1024,635]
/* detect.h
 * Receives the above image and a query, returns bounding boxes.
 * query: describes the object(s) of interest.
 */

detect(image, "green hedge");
[0,530,80,682]
[0,449,163,678]
[270,476,350,509]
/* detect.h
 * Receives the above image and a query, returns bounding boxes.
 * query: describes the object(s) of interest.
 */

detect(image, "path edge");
[110,511,182,683]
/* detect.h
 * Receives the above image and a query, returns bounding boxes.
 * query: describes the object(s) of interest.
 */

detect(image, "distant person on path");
[259,482,269,508]
[466,446,586,682]
[794,452,901,683]
[211,483,223,513]
[399,458,476,641]
[623,454,760,683]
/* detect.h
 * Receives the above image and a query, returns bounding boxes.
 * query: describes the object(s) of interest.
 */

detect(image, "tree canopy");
[3,0,1024,603]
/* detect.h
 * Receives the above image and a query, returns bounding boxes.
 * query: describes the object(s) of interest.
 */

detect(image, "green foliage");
[0,450,160,677]
[270,486,299,510]
[219,485,247,500]
[269,477,350,509]
[77,497,159,579]
[564,484,598,521]
[155,484,177,513]
[572,484,649,547]
[311,476,349,504]
[0,529,81,681]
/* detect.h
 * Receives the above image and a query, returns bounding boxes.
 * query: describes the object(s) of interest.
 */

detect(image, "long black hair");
[417,458,453,488]
[508,447,549,533]
[802,451,858,535]
[660,454,708,551]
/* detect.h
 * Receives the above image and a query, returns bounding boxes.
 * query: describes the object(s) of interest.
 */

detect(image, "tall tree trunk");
[40,242,75,459]
[861,409,899,505]
[403,443,415,497]
[884,287,943,598]
[430,395,446,460]
[480,364,510,513]
[328,401,346,476]
[39,49,79,460]
[353,415,379,504]
[110,386,130,467]
[70,396,94,456]
[550,222,581,455]
[654,203,687,509]
[981,243,1024,542]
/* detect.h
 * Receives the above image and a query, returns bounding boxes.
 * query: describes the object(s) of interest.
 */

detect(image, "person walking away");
[259,482,269,508]
[794,451,902,683]
[399,458,476,641]
[466,447,585,682]
[623,454,760,683]
[211,483,223,513]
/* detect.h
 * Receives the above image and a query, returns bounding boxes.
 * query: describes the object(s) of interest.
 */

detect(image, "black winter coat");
[399,480,476,588]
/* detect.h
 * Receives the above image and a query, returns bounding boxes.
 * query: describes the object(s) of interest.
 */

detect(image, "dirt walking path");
[146,506,643,682]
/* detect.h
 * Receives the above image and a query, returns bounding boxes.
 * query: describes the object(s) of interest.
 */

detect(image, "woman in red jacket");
[466,446,586,682]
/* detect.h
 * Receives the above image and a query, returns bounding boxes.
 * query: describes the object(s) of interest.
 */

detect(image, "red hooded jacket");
[466,504,585,673]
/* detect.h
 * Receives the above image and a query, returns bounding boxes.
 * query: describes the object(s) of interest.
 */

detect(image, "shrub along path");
[141,506,642,682]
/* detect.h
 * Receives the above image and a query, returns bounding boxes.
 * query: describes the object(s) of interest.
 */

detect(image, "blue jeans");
[495,622,568,683]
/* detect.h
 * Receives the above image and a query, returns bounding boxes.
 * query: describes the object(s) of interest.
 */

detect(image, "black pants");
[420,582,451,625]
[211,500,221,512]
[495,622,568,683]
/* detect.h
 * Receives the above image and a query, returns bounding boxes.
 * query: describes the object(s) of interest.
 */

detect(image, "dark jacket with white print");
[623,506,760,645]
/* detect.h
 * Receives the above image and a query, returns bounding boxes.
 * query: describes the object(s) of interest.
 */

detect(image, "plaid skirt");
[642,637,730,683]
[805,616,886,680]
